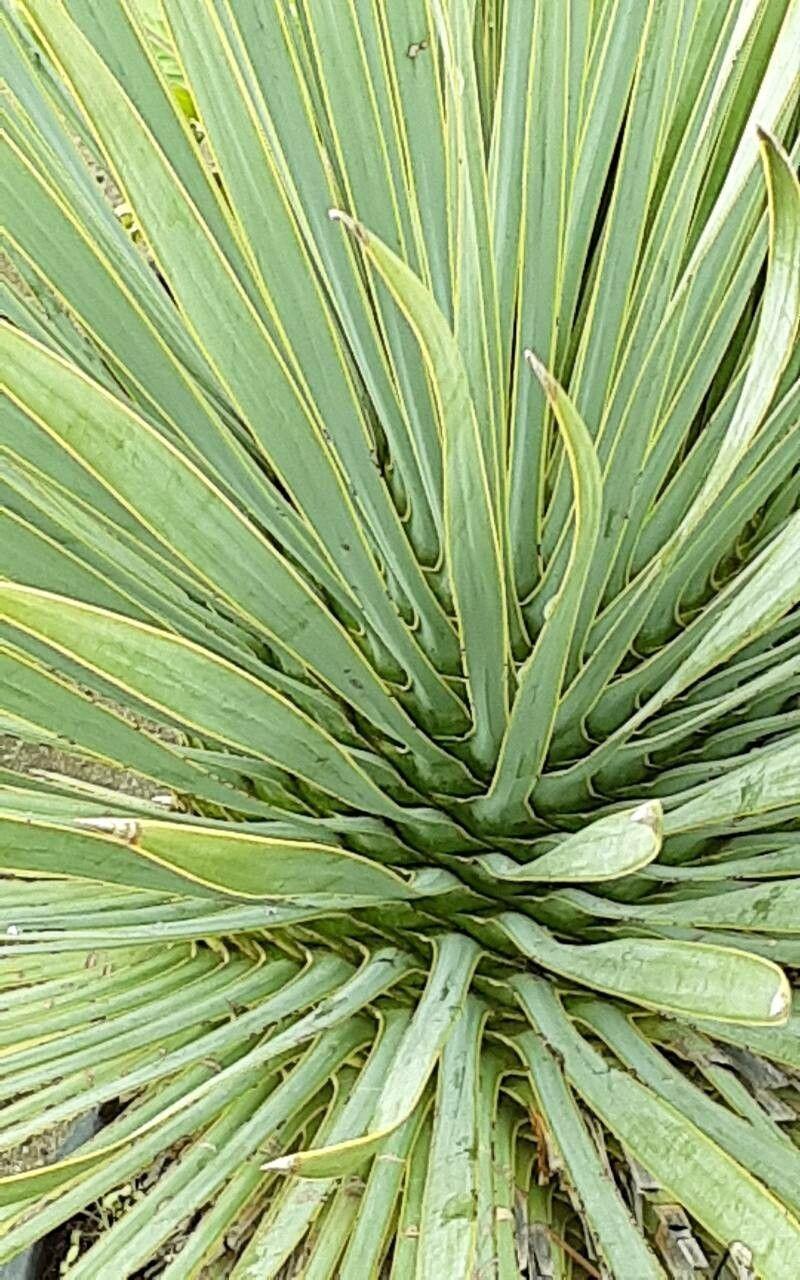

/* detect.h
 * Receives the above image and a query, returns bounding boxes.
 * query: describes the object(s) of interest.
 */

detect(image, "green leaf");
[2,3,799,1272]
[20,0,466,733]
[0,322,462,765]
[0,583,405,819]
[474,355,603,824]
[516,1029,665,1279]
[331,209,510,773]
[478,801,662,883]
[500,913,790,1024]
[416,996,484,1279]
[516,977,800,1279]
[264,933,480,1177]
[65,816,439,902]
[572,997,800,1215]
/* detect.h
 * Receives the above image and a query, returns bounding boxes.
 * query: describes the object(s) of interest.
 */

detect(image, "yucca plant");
[1,0,799,1275]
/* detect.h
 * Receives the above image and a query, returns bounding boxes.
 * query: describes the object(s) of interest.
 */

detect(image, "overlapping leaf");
[1,0,798,1275]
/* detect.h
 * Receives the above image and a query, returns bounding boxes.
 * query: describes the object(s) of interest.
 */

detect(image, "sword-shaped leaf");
[265,934,480,1177]
[499,913,790,1024]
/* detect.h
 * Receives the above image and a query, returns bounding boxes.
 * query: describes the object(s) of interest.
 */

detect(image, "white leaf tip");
[74,816,139,843]
[261,1155,296,1172]
[328,208,368,244]
[523,349,557,398]
[770,983,790,1019]
[630,801,661,830]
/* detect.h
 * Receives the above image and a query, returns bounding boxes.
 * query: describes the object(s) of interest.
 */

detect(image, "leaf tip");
[630,800,663,833]
[74,816,140,843]
[328,208,369,246]
[770,975,791,1021]
[524,348,557,401]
